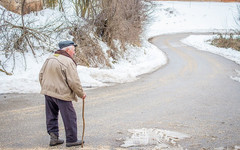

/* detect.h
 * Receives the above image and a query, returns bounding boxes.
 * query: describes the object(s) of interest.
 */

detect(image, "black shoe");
[66,140,84,147]
[49,132,64,146]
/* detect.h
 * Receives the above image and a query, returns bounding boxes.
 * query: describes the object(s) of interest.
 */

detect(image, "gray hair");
[61,45,74,51]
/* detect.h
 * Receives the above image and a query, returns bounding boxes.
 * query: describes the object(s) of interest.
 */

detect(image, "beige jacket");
[39,53,84,102]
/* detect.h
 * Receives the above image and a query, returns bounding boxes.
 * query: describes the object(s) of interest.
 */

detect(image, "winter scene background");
[0,1,240,149]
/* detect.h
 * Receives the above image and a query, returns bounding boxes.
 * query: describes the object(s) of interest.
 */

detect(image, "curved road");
[0,33,240,149]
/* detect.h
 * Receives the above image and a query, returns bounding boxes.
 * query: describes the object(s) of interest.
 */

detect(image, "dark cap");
[58,41,77,49]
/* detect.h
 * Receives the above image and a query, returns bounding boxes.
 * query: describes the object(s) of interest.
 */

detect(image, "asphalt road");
[0,33,240,150]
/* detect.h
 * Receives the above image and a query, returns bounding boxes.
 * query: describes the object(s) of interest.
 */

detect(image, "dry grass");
[211,34,240,51]
[94,0,149,49]
[70,0,151,68]
[71,26,112,68]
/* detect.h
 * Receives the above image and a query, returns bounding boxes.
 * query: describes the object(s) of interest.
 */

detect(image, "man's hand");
[82,94,86,100]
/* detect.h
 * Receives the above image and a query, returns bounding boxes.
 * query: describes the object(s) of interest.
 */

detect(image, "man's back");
[39,54,83,102]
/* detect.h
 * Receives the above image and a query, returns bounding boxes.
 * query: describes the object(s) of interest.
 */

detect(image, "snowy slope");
[146,1,239,38]
[0,1,240,93]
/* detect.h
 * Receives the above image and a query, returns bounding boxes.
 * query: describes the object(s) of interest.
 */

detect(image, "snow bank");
[0,52,50,93]
[77,39,167,88]
[121,128,189,149]
[0,40,167,93]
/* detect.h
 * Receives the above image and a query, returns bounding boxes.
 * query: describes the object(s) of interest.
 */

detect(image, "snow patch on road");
[231,69,240,83]
[121,128,189,149]
[214,145,240,150]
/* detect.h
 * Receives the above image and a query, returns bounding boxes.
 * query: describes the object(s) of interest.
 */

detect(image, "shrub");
[72,0,152,67]
[211,34,240,51]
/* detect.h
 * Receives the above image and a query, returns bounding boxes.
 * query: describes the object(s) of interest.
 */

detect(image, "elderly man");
[39,41,86,147]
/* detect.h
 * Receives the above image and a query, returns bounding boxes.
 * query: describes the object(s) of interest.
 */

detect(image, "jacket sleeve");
[39,59,48,86]
[65,62,84,99]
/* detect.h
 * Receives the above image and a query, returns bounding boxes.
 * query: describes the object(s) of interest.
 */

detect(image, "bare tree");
[43,0,57,8]
[0,1,66,74]
[43,0,64,11]
[69,0,99,20]
[94,0,151,58]
[0,0,152,72]
[67,0,152,68]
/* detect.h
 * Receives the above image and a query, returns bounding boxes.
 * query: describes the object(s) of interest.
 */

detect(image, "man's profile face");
[67,46,75,58]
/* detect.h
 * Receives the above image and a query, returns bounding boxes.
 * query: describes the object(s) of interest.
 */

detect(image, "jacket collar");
[55,50,77,66]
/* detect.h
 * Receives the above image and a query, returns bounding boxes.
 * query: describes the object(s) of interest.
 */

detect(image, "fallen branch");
[0,68,12,75]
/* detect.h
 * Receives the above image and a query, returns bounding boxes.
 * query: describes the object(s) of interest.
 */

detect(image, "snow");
[79,41,166,86]
[0,51,50,93]
[121,128,189,149]
[145,1,239,38]
[231,69,240,82]
[214,145,240,150]
[1,1,240,93]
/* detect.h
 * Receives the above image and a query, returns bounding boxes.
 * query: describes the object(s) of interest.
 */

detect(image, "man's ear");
[65,48,69,52]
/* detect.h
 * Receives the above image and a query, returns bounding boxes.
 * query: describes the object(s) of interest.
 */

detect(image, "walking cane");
[81,97,85,148]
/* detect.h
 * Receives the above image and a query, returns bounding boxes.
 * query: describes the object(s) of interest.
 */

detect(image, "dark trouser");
[45,95,77,143]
